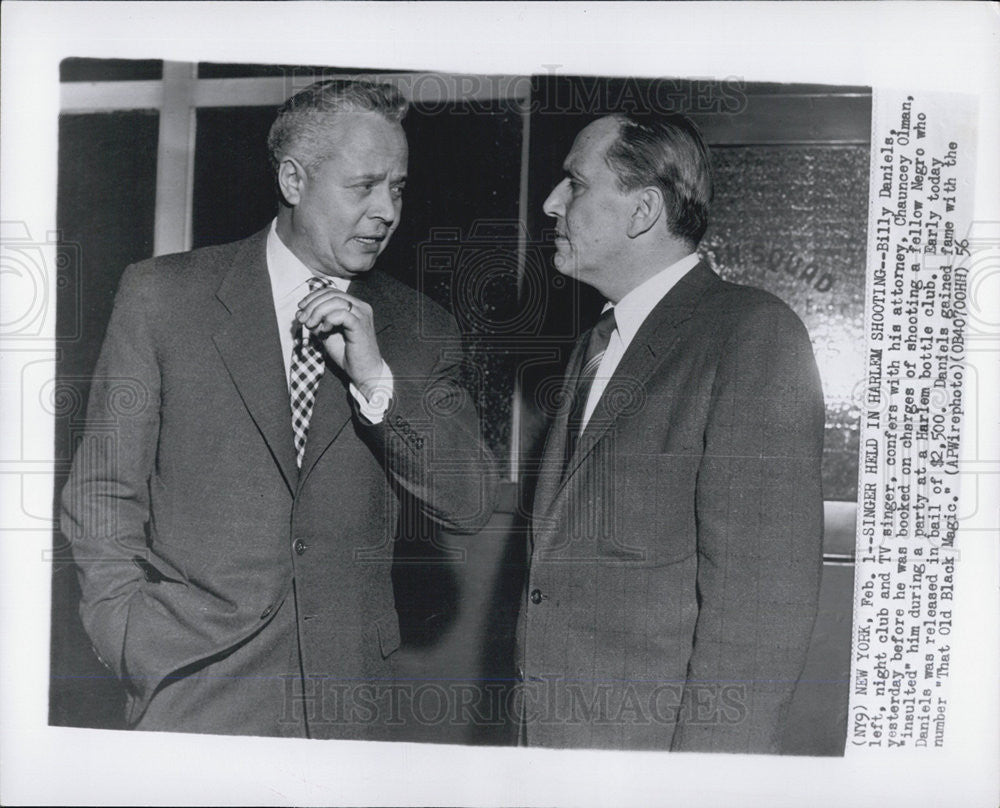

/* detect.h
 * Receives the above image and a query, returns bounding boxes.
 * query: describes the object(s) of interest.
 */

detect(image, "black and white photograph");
[50,63,867,756]
[2,3,997,806]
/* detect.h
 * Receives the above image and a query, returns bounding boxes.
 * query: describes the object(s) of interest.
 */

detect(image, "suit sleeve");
[671,300,826,753]
[60,264,161,681]
[357,312,500,535]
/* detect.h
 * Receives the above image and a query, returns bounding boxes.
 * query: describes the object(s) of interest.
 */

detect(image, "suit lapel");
[531,338,587,523]
[296,270,395,482]
[546,262,720,510]
[212,229,299,493]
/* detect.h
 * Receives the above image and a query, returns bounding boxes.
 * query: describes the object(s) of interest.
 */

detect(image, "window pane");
[60,57,163,82]
[51,110,159,730]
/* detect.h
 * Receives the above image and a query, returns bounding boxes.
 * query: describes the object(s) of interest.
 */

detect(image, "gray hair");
[267,79,408,176]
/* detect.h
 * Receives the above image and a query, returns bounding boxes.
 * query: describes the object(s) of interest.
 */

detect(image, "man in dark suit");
[516,112,826,752]
[61,80,498,739]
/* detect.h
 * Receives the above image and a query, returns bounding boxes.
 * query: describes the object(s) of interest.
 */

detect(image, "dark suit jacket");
[517,262,826,753]
[61,227,499,738]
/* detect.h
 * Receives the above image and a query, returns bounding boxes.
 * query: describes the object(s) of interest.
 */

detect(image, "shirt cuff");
[349,361,394,424]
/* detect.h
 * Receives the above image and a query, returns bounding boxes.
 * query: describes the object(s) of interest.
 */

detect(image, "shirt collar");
[607,253,700,345]
[265,218,350,303]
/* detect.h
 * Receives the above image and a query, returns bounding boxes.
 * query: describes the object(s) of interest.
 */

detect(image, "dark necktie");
[289,277,334,468]
[565,307,617,465]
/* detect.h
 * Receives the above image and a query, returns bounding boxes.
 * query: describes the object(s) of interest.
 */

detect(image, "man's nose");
[368,184,397,222]
[542,179,568,218]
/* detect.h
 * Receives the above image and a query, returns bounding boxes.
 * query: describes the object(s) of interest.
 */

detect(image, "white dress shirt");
[580,252,701,430]
[266,220,393,423]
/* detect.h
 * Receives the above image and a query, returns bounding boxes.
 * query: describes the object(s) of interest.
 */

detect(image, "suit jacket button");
[530,588,544,605]
[294,538,307,555]
[260,605,273,619]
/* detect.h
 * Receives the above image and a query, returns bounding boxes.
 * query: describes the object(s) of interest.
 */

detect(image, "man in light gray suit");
[517,112,826,752]
[62,80,498,739]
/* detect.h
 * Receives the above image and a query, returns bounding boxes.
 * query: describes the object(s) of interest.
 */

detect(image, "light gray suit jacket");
[62,227,499,738]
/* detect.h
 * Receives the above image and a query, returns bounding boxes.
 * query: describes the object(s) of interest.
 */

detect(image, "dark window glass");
[192,106,278,247]
[392,101,523,460]
[60,57,163,82]
[51,110,159,730]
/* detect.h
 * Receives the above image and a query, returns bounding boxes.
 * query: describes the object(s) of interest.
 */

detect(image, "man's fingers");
[296,289,347,317]
[299,305,354,333]
[297,292,368,330]
[296,294,346,321]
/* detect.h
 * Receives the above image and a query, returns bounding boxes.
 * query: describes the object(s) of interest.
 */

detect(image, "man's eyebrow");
[346,171,387,182]
[562,158,585,179]
[346,171,408,183]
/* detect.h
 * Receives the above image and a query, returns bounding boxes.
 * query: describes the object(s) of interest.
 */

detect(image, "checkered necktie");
[565,307,617,466]
[290,277,334,467]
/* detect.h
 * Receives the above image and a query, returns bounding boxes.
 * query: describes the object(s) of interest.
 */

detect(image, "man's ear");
[276,156,307,206]
[626,186,664,238]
